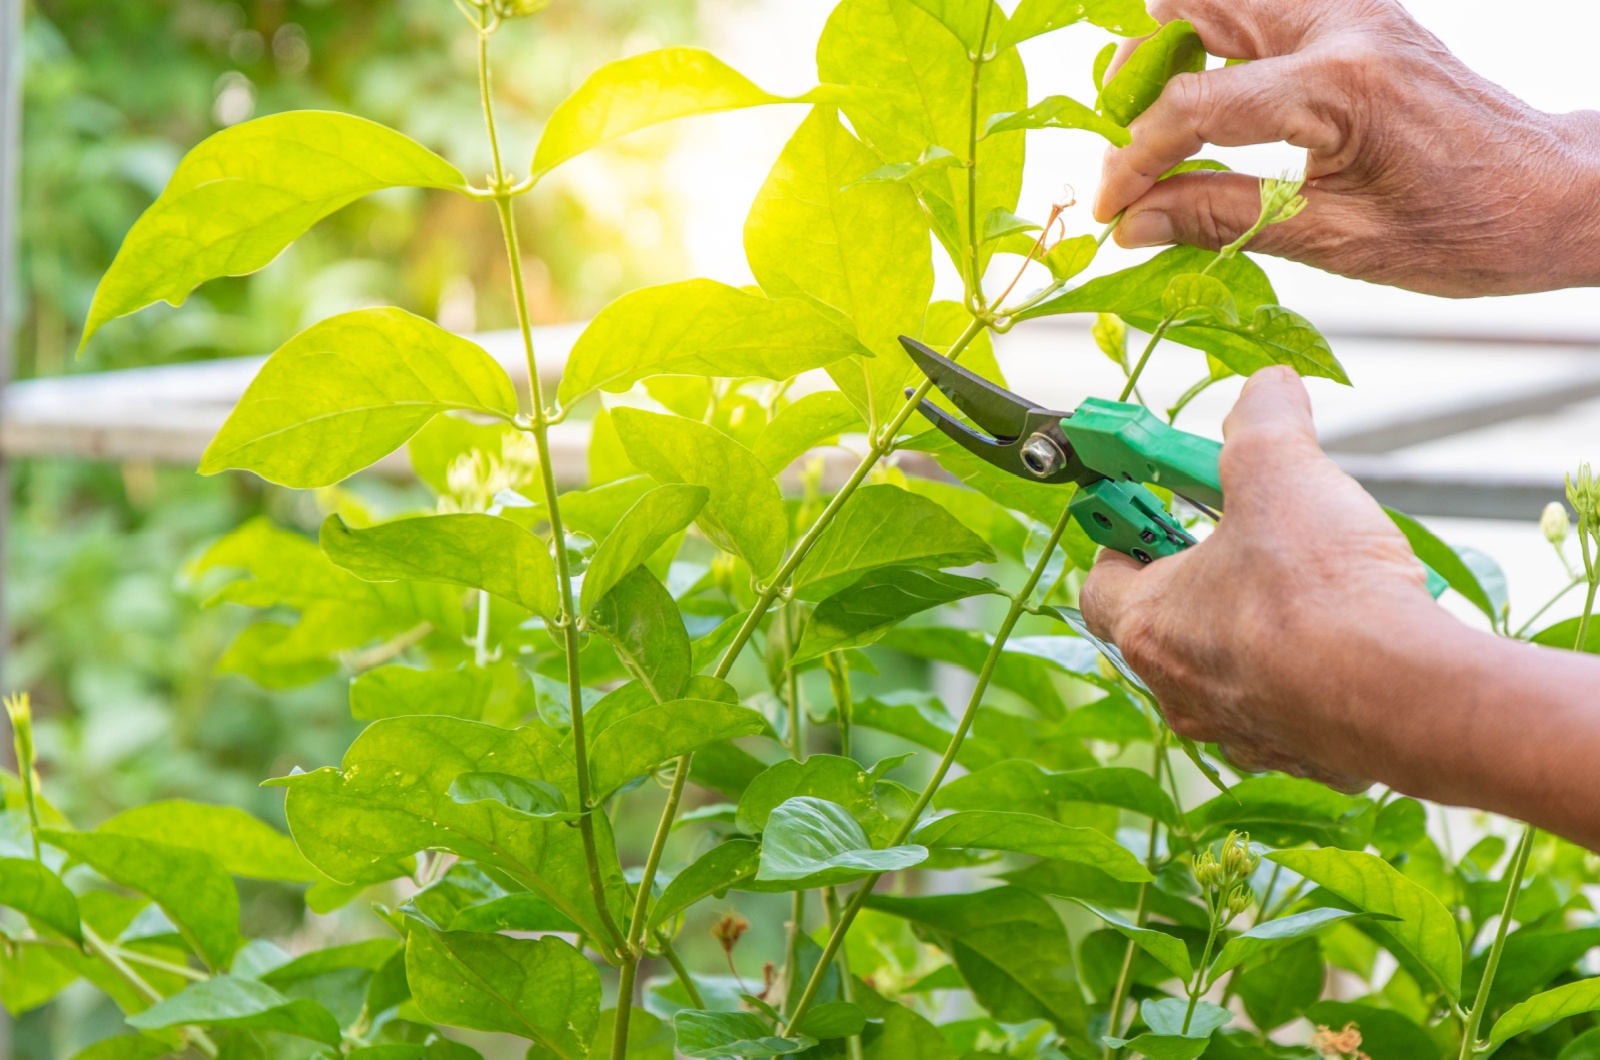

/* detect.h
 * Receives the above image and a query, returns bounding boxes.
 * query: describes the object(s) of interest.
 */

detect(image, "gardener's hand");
[1093,0,1600,296]
[1079,367,1438,791]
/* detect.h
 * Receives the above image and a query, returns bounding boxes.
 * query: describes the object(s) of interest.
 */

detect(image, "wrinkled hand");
[1094,0,1600,296]
[1080,367,1439,791]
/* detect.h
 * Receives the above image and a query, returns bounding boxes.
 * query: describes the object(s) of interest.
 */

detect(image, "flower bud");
[1259,173,1308,226]
[1567,463,1600,527]
[1542,502,1571,545]
[1227,884,1253,917]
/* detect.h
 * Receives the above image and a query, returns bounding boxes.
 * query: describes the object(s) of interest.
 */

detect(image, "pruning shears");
[900,335,1448,594]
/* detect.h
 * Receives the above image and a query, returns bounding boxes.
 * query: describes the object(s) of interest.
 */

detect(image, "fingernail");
[1118,210,1175,248]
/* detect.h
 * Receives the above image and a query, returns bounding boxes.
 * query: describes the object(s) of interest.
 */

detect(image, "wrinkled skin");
[1094,0,1600,296]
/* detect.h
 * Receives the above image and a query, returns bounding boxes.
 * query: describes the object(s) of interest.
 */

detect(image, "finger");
[1079,549,1147,642]
[1147,0,1326,58]
[1112,170,1365,260]
[1221,366,1314,444]
[1093,58,1344,223]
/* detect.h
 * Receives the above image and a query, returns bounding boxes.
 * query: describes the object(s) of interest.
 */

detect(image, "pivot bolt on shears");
[901,335,1448,595]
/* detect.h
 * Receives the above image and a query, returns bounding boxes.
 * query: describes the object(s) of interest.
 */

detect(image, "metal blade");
[900,336,1031,441]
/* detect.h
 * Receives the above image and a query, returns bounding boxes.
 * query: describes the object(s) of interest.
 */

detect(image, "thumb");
[1078,548,1148,643]
[1222,365,1315,444]
[1114,169,1337,259]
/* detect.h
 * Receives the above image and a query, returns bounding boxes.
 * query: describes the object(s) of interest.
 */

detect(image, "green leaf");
[1207,908,1390,985]
[448,772,574,822]
[199,308,518,488]
[83,111,466,346]
[406,927,599,1058]
[0,858,81,942]
[532,48,830,179]
[999,0,1156,47]
[1071,901,1191,980]
[590,698,767,802]
[611,408,787,577]
[1041,234,1100,282]
[1491,978,1600,1048]
[795,1000,867,1039]
[97,800,315,883]
[649,840,760,929]
[590,567,693,703]
[271,717,625,942]
[981,208,1040,244]
[792,484,994,600]
[934,761,1180,827]
[321,512,558,619]
[1162,273,1238,326]
[1214,305,1348,383]
[756,797,928,884]
[866,887,1085,1032]
[852,145,960,187]
[736,754,890,838]
[904,0,991,50]
[1098,20,1206,126]
[911,810,1151,882]
[68,1037,173,1060]
[744,106,933,429]
[1269,847,1461,997]
[582,484,708,612]
[1385,508,1499,623]
[673,1010,817,1058]
[818,0,1025,284]
[984,95,1130,146]
[350,665,495,723]
[1104,998,1232,1060]
[793,567,1000,665]
[754,392,865,474]
[557,280,870,407]
[1187,774,1369,847]
[1235,937,1322,1032]
[41,830,237,972]
[127,976,341,1046]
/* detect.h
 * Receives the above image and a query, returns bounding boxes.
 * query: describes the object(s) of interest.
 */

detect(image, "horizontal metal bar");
[1320,364,1600,455]
[1336,457,1560,521]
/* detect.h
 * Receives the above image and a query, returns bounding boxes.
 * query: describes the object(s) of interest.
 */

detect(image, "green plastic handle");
[1062,398,1223,510]
[1060,397,1449,599]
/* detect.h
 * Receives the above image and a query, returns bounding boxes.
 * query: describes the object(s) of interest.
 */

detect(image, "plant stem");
[782,501,1077,1036]
[1576,574,1597,653]
[1166,373,1219,424]
[1512,576,1582,638]
[1458,824,1535,1059]
[1105,737,1167,1057]
[655,932,704,1008]
[1182,918,1221,1034]
[83,924,218,1057]
[477,24,624,961]
[824,652,853,758]
[963,4,996,310]
[823,886,865,1060]
[781,610,807,1006]
[1119,241,1232,402]
[473,589,491,666]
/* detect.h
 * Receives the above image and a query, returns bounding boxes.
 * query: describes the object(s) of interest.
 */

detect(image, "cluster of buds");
[1193,831,1260,923]
[1259,172,1310,227]
[1311,1022,1370,1059]
[439,434,542,514]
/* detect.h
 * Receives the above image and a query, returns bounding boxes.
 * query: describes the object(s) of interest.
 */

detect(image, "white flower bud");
[1542,502,1571,545]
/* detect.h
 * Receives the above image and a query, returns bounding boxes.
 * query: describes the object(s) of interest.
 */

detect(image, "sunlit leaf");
[533,48,834,179]
[792,484,994,600]
[582,484,708,612]
[983,95,1129,145]
[83,112,466,346]
[999,0,1156,47]
[558,280,870,407]
[611,408,788,577]
[1098,20,1205,126]
[793,567,1000,664]
[753,392,865,474]
[200,308,518,488]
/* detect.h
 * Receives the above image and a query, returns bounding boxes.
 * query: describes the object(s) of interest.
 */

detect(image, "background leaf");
[912,810,1151,882]
[1490,978,1600,1048]
[0,858,82,942]
[590,567,693,703]
[999,0,1156,46]
[590,698,767,801]
[127,976,341,1046]
[200,308,518,488]
[754,392,865,474]
[97,800,315,883]
[582,485,707,613]
[673,1010,817,1058]
[793,567,1000,664]
[792,484,994,600]
[756,797,928,884]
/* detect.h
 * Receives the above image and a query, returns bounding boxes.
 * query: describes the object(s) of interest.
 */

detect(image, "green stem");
[1512,576,1582,638]
[824,652,853,759]
[782,501,1078,1036]
[1575,578,1597,653]
[1119,243,1229,402]
[83,925,218,1058]
[1458,824,1535,1059]
[613,958,639,1057]
[823,886,865,1060]
[655,933,704,1009]
[963,5,996,310]
[1182,912,1222,1034]
[479,27,624,962]
[1105,737,1167,1058]
[781,610,807,1005]
[1166,374,1219,424]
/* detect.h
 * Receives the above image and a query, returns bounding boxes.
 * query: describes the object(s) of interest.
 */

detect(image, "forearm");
[1327,604,1600,849]
[1530,108,1600,292]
